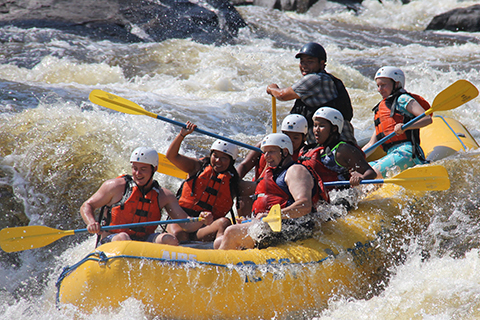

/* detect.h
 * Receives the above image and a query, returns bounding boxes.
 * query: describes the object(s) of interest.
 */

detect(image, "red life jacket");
[178,163,234,220]
[251,165,292,215]
[299,145,340,183]
[107,175,162,239]
[374,91,430,151]
[254,149,300,181]
[252,162,328,215]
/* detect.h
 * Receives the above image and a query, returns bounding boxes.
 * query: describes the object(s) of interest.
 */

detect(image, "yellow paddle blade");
[384,165,450,191]
[89,89,157,119]
[428,80,479,115]
[157,153,188,180]
[0,226,75,253]
[262,204,282,232]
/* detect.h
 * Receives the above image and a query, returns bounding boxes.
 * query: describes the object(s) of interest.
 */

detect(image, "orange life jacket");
[107,175,163,239]
[374,91,430,152]
[178,163,234,220]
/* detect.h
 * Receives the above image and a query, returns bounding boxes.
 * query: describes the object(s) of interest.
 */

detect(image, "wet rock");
[0,0,247,44]
[252,0,361,14]
[426,5,480,32]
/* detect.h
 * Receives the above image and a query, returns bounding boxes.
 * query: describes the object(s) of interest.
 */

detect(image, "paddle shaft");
[74,217,202,234]
[272,96,277,133]
[324,165,450,191]
[154,113,262,153]
[326,179,403,187]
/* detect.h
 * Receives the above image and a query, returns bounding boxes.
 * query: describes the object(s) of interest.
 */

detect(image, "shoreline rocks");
[426,5,480,32]
[0,0,247,44]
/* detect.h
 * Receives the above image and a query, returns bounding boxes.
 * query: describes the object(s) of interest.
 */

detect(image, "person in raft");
[81,147,213,246]
[362,66,432,178]
[166,121,255,244]
[216,133,329,250]
[236,113,309,180]
[298,107,376,189]
[266,42,356,146]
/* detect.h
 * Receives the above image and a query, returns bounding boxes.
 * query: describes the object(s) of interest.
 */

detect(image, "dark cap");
[295,42,327,62]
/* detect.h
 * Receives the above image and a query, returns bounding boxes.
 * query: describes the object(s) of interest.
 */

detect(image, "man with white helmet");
[266,42,356,146]
[217,133,326,250]
[362,66,432,178]
[299,107,375,189]
[81,147,213,246]
[237,114,309,180]
[166,121,254,245]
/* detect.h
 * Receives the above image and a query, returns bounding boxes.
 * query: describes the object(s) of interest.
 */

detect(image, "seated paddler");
[216,133,328,250]
[80,147,213,246]
[166,121,254,244]
[299,107,376,189]
[362,66,432,178]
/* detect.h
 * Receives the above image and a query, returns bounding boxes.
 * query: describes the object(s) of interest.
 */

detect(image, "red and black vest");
[298,142,350,188]
[252,162,328,215]
[104,175,163,240]
[254,149,300,181]
[373,90,430,155]
[177,162,234,220]
[251,163,294,215]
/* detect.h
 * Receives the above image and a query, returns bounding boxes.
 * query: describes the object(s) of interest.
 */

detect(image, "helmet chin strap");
[136,165,155,196]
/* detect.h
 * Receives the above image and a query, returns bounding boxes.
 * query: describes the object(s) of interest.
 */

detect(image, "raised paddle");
[89,90,262,153]
[364,80,479,155]
[241,204,282,232]
[324,165,450,191]
[272,96,277,133]
[0,217,203,253]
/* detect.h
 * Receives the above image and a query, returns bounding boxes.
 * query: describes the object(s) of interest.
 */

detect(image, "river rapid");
[1,0,480,319]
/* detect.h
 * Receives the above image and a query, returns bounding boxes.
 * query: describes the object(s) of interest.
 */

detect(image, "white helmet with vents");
[374,66,405,88]
[281,114,308,135]
[313,107,344,134]
[210,140,239,161]
[261,133,293,155]
[130,147,158,167]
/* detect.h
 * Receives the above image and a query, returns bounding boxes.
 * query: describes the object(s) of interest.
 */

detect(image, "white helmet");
[313,107,344,134]
[281,114,308,135]
[261,133,293,155]
[130,147,158,167]
[210,139,239,161]
[374,66,405,88]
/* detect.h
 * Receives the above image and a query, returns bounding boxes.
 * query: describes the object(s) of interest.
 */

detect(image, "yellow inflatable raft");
[56,116,478,319]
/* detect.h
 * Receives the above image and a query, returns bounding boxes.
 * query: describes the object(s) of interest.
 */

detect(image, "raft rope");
[435,115,468,151]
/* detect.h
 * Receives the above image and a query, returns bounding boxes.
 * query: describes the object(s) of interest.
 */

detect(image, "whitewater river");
[1,0,480,318]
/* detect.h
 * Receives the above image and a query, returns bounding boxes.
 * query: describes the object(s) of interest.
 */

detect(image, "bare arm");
[362,131,379,158]
[395,99,432,133]
[80,178,125,234]
[336,144,376,186]
[236,141,262,178]
[166,121,202,177]
[282,164,314,219]
[266,84,300,101]
[159,187,213,232]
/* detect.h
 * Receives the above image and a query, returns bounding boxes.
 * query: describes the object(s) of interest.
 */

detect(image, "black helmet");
[295,42,327,62]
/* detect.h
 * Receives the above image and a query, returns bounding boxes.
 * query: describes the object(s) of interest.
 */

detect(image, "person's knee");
[112,232,131,241]
[223,225,241,239]
[155,233,179,246]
